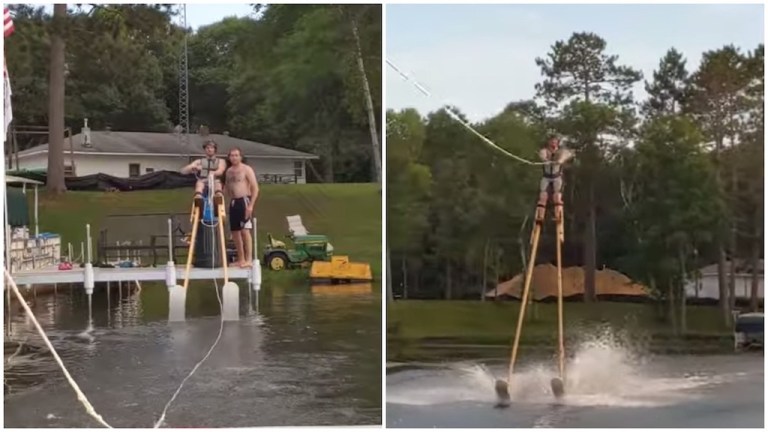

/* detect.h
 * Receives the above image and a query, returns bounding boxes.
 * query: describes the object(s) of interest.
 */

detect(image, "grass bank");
[29,183,382,279]
[387,300,735,361]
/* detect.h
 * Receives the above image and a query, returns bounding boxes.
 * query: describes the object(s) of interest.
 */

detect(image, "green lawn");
[30,183,382,279]
[388,300,733,356]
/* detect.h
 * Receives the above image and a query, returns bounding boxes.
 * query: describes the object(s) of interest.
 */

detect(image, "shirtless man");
[180,140,227,208]
[225,147,260,268]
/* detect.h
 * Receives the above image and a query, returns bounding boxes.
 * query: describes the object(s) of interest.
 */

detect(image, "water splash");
[387,328,729,408]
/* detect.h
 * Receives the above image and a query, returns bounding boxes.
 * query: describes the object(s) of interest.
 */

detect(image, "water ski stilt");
[550,377,565,399]
[553,202,566,399]
[495,206,543,407]
[169,201,200,322]
[494,379,511,408]
[495,197,569,405]
[217,199,239,321]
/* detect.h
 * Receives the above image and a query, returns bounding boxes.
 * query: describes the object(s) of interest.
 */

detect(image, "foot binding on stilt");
[550,377,565,398]
[193,192,204,209]
[495,379,511,407]
[213,191,224,207]
[553,203,563,222]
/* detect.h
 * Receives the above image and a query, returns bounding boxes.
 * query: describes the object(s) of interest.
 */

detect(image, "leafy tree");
[630,115,722,331]
[386,109,431,297]
[534,32,642,302]
[642,48,689,118]
[685,45,751,323]
[6,4,379,183]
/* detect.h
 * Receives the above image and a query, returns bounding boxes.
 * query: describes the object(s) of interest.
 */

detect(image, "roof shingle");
[18,131,318,159]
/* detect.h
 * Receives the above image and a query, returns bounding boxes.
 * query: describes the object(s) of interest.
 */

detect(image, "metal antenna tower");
[177,4,190,159]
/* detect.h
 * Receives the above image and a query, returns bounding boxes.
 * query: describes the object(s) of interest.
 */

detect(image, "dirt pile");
[486,264,649,299]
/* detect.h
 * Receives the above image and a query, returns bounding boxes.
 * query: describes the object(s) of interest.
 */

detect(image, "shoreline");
[387,299,741,363]
[387,331,738,363]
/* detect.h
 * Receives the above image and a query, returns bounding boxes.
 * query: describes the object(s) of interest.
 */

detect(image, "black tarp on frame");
[7,170,197,191]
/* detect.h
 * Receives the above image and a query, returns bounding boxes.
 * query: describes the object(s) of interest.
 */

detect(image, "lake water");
[4,280,382,427]
[387,334,763,428]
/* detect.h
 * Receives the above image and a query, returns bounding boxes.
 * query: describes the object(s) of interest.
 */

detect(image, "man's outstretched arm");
[537,148,550,162]
[180,160,200,175]
[557,148,574,164]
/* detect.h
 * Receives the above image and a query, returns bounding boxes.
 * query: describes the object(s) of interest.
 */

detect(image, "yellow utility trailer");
[311,283,373,296]
[310,256,372,283]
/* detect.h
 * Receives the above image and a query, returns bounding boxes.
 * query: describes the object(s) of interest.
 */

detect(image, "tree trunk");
[482,239,489,301]
[347,11,381,184]
[728,237,737,311]
[679,247,687,334]
[402,256,408,300]
[494,249,500,301]
[584,178,597,302]
[386,244,394,303]
[46,4,67,195]
[668,278,678,335]
[650,276,662,320]
[728,159,738,313]
[717,248,729,324]
[750,223,760,312]
[414,265,420,295]
[712,134,730,326]
[325,137,336,182]
[306,160,324,183]
[445,261,452,300]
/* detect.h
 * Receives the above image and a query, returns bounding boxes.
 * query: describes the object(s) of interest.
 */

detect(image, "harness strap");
[196,157,219,180]
[542,149,563,178]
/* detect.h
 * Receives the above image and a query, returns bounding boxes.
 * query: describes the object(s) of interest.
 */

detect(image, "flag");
[3,7,13,37]
[4,7,13,141]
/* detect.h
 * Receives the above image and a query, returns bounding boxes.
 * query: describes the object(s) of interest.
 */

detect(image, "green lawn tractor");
[262,215,372,283]
[262,233,334,270]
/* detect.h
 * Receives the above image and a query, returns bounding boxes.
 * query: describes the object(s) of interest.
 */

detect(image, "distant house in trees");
[12,122,318,184]
[685,260,764,301]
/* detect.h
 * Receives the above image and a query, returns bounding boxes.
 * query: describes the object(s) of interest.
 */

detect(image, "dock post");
[251,217,261,292]
[6,286,11,336]
[166,218,177,291]
[84,224,95,295]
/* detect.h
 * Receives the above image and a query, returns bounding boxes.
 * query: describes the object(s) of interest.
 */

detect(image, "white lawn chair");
[286,215,308,237]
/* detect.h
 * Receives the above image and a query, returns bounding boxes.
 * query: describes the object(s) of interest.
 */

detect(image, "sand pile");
[486,264,649,299]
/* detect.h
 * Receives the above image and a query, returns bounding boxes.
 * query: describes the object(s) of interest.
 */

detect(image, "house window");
[129,163,140,177]
[145,168,154,173]
[294,161,303,178]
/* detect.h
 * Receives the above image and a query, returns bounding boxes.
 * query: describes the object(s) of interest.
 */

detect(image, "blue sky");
[182,3,256,30]
[40,3,256,30]
[387,3,765,122]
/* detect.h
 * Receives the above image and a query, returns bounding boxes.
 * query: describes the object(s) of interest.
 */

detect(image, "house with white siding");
[13,126,318,184]
[685,260,764,301]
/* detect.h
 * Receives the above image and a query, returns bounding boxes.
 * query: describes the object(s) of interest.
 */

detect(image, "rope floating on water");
[154,197,227,428]
[153,278,226,428]
[4,269,113,428]
[5,208,226,428]
[386,58,549,166]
